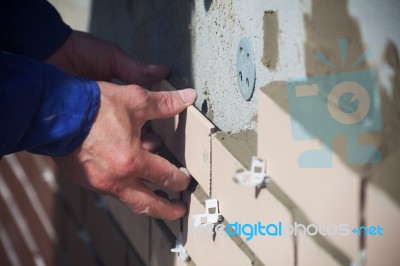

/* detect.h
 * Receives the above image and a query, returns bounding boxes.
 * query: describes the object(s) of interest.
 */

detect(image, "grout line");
[357,177,368,266]
[191,184,264,265]
[292,216,298,266]
[360,177,367,251]
[268,181,350,266]
[209,133,213,197]
[221,217,265,266]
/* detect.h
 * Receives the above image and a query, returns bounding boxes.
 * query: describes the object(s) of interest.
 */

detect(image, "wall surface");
[1,1,399,266]
[50,0,400,134]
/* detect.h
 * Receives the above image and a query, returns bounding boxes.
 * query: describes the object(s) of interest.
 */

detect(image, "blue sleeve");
[0,0,72,60]
[0,51,100,157]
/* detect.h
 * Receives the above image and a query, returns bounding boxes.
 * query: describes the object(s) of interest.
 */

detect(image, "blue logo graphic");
[286,39,382,168]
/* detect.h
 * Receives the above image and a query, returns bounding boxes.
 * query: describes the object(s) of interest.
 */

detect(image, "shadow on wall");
[204,0,213,11]
[262,0,400,258]
[89,0,195,86]
[264,0,400,176]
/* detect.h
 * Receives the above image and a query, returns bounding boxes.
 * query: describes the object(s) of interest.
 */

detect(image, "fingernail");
[178,89,197,103]
[179,167,191,177]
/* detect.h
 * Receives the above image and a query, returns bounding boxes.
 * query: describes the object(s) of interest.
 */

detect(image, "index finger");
[140,89,196,121]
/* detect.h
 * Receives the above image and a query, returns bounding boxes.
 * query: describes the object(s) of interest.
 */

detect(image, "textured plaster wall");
[121,0,308,133]
[50,0,399,134]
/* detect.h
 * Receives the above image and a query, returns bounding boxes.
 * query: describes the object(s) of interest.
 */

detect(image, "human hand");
[47,30,169,153]
[53,81,197,220]
[46,30,169,87]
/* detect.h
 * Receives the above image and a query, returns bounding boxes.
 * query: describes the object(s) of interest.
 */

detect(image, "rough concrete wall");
[117,0,308,133]
[49,0,399,135]
[53,0,306,133]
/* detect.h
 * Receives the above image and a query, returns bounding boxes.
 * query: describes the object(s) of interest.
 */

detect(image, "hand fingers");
[140,122,162,151]
[120,181,186,220]
[114,48,170,86]
[141,151,191,192]
[141,132,162,151]
[140,89,197,121]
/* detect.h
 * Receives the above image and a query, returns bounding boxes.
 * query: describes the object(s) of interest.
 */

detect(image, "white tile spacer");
[233,156,269,187]
[170,232,190,262]
[193,199,222,228]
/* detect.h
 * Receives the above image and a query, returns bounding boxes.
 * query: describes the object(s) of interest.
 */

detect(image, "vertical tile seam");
[292,215,298,266]
[258,88,353,265]
[357,176,368,265]
[209,131,213,197]
[269,181,350,266]
[207,132,264,265]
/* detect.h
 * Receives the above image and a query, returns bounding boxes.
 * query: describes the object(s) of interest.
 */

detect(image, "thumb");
[141,89,197,120]
[114,49,170,86]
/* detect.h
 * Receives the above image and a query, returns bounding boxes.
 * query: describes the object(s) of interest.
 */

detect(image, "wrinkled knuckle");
[117,153,138,176]
[129,85,150,102]
[158,92,176,115]
[136,86,151,99]
[131,87,151,119]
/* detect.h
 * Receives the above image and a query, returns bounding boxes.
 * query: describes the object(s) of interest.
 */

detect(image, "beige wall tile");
[183,192,252,266]
[366,150,400,266]
[297,234,342,266]
[211,134,294,266]
[103,196,151,265]
[257,83,359,260]
[152,80,216,195]
[150,220,179,266]
[365,185,400,266]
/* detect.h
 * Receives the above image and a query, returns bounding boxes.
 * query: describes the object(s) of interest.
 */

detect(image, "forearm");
[0,51,100,157]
